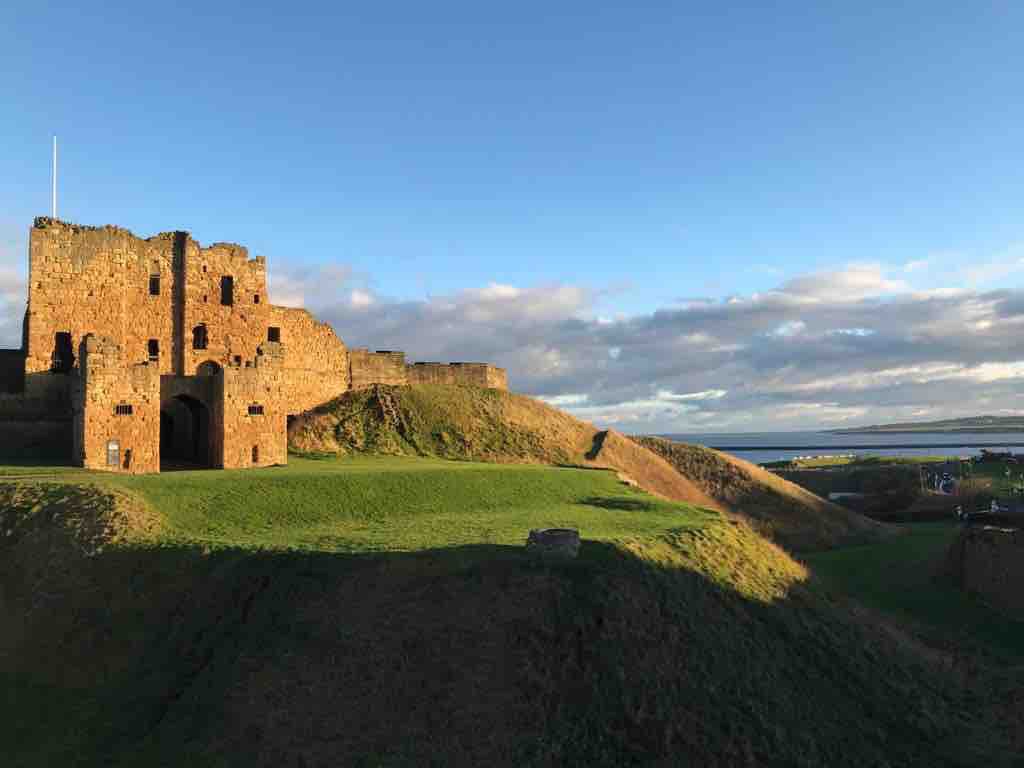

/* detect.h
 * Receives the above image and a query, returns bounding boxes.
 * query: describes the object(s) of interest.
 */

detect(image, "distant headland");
[831,415,1024,434]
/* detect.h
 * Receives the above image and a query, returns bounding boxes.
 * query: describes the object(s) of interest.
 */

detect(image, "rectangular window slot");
[114,404,133,416]
[254,294,260,304]
[52,331,74,373]
[192,324,208,350]
[221,276,234,306]
[149,275,160,296]
[268,326,281,343]
[148,339,159,361]
[252,445,259,463]
[248,404,264,416]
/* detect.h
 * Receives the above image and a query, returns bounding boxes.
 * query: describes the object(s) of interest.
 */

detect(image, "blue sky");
[3,2,1024,431]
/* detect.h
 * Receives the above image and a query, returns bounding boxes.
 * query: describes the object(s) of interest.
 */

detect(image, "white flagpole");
[52,136,57,219]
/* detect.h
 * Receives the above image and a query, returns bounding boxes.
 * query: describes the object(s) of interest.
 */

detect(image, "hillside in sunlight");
[288,385,887,551]
[2,457,1017,766]
[635,436,888,551]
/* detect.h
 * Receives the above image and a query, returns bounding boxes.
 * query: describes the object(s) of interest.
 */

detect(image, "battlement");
[349,348,407,389]
[406,361,507,389]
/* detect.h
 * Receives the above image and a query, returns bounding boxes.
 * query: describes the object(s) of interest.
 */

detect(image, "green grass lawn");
[763,454,959,469]
[4,455,1022,766]
[15,455,717,552]
[806,522,1023,661]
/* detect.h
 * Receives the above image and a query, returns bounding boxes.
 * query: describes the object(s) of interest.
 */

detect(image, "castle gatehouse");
[0,218,507,472]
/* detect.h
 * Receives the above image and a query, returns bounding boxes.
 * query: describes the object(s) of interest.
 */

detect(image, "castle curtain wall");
[270,306,350,413]
[406,362,507,389]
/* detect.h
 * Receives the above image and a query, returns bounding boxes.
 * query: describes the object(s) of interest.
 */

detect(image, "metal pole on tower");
[52,136,57,219]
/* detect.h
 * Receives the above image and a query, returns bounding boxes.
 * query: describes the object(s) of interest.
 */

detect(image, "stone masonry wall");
[212,343,287,469]
[73,334,160,474]
[349,349,408,389]
[181,239,270,374]
[27,220,179,383]
[270,306,350,412]
[27,218,350,413]
[0,349,26,393]
[945,525,1024,620]
[23,218,512,473]
[0,391,71,460]
[406,362,508,389]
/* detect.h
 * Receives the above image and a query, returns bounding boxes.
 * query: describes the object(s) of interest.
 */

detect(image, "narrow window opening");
[267,326,281,343]
[149,275,160,296]
[203,294,208,303]
[248,404,264,416]
[114,403,133,416]
[148,339,159,362]
[233,355,242,366]
[202,264,207,273]
[52,331,74,373]
[252,445,259,464]
[106,439,120,468]
[253,294,261,304]
[192,324,208,350]
[220,275,234,306]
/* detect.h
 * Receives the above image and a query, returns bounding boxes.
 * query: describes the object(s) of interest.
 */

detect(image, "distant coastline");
[831,416,1024,435]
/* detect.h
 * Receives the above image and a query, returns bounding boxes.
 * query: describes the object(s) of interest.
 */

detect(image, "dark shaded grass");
[806,522,1024,662]
[3,527,1016,766]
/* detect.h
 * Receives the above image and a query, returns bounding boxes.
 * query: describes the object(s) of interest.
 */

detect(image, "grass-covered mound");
[2,458,1020,766]
[290,386,882,551]
[636,436,889,551]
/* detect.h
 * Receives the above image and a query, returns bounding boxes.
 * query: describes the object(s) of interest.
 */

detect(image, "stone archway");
[196,360,222,377]
[160,394,212,469]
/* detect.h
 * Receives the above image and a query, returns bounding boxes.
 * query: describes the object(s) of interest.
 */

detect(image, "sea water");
[660,431,1024,465]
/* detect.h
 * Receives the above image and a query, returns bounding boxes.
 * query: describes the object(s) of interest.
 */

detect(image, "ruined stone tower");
[0,218,507,472]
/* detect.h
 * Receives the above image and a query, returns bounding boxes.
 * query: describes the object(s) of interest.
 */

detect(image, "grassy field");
[762,455,960,469]
[806,522,1023,661]
[2,456,716,553]
[3,455,1021,766]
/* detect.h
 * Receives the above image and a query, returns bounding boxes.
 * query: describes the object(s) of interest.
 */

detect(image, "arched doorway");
[196,360,222,377]
[160,394,211,469]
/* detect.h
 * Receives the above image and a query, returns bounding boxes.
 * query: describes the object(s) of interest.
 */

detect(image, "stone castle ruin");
[0,218,507,473]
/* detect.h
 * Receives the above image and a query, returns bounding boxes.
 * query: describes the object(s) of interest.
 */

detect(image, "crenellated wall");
[406,361,507,389]
[349,349,408,389]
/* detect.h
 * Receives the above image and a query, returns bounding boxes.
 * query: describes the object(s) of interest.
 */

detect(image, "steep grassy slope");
[635,436,888,551]
[290,386,884,550]
[2,459,1018,766]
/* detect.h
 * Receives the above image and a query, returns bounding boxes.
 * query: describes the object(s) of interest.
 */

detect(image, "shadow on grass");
[0,453,74,469]
[3,532,1018,768]
[577,496,655,512]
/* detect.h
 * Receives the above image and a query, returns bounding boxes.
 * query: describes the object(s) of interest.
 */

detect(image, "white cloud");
[657,389,727,401]
[770,320,806,338]
[779,263,908,302]
[349,289,375,308]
